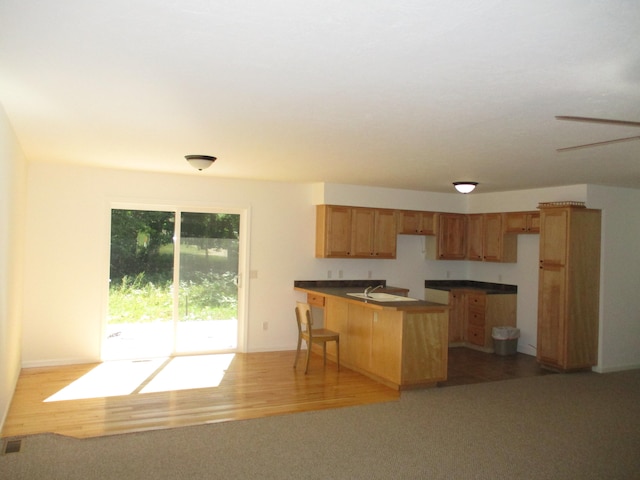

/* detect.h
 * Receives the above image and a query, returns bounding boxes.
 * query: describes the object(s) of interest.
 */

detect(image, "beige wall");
[16,164,640,372]
[0,104,27,428]
[586,185,640,372]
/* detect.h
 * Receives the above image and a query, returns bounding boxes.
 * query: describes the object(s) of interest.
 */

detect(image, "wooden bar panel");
[402,310,449,385]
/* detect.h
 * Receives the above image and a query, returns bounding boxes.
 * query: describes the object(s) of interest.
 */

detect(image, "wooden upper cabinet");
[539,209,568,266]
[466,214,484,261]
[436,213,467,260]
[398,210,436,235]
[318,204,539,262]
[466,213,516,263]
[483,213,506,261]
[372,208,398,258]
[315,205,397,258]
[350,207,375,257]
[316,205,352,258]
[504,211,540,234]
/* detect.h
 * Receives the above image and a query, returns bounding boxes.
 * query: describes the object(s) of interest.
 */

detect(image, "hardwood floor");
[1,351,398,439]
[442,347,553,386]
[2,348,550,439]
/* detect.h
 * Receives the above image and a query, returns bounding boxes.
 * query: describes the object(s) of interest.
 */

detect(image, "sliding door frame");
[102,200,250,359]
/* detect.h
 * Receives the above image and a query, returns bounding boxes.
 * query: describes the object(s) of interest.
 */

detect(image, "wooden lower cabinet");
[347,303,374,371]
[425,288,517,352]
[324,296,448,389]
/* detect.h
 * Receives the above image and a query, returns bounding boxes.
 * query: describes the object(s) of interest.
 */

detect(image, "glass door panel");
[176,212,239,353]
[104,209,175,360]
[104,209,240,360]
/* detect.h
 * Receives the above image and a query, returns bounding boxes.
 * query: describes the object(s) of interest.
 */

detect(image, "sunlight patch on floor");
[43,354,235,402]
[44,358,167,402]
[140,354,235,393]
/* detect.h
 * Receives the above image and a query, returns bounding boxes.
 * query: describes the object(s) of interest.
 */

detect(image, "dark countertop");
[424,280,517,295]
[294,280,447,310]
[294,279,389,289]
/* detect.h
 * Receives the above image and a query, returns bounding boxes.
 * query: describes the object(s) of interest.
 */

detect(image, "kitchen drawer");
[467,293,486,309]
[307,293,325,307]
[467,307,485,327]
[467,325,485,346]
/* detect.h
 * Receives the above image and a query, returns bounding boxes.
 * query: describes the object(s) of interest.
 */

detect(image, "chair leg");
[293,335,302,369]
[304,341,311,374]
[323,342,327,366]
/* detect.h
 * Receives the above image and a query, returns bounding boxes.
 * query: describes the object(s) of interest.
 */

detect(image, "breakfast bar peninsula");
[294,281,449,390]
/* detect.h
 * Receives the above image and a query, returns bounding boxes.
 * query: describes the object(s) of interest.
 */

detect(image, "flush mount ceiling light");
[185,154,217,171]
[453,182,478,194]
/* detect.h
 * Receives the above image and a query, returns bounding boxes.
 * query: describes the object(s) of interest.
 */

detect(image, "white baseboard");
[593,363,640,374]
[22,357,100,369]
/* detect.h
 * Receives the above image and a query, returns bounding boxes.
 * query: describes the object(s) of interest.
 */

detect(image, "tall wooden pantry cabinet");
[537,204,601,371]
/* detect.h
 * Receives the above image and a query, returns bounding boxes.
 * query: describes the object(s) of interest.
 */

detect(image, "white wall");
[587,185,640,372]
[20,167,640,373]
[0,104,27,429]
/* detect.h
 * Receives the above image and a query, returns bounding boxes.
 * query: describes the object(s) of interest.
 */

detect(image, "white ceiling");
[1,1,639,193]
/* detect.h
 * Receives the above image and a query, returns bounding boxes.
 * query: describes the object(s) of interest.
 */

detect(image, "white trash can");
[491,326,520,356]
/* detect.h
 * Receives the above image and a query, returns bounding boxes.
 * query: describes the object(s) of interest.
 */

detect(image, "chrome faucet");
[364,284,383,298]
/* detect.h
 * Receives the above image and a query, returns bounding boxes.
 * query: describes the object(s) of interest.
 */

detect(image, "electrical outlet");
[338,270,343,279]
[327,270,332,279]
[368,270,372,279]
[446,270,451,279]
[498,274,503,282]
[262,321,268,331]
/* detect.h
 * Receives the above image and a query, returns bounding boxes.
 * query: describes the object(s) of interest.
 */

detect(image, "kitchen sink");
[346,292,419,302]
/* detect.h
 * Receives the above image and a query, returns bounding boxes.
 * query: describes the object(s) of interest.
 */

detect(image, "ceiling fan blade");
[557,135,640,152]
[555,116,640,128]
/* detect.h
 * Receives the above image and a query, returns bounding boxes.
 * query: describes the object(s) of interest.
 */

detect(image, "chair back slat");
[296,302,313,333]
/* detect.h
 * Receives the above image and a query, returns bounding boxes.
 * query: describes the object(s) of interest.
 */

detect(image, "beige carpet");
[2,369,639,479]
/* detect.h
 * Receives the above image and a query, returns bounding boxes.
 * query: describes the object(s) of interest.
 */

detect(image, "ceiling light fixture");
[453,182,478,194]
[185,154,217,171]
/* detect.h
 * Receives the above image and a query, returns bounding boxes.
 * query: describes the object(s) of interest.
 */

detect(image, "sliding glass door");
[176,212,239,353]
[104,208,241,360]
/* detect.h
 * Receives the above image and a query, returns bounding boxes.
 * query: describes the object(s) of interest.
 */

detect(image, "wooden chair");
[294,301,340,374]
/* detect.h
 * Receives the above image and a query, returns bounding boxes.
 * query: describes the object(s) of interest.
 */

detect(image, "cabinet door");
[537,264,566,366]
[419,212,436,235]
[437,213,467,260]
[527,212,541,233]
[398,211,436,235]
[398,210,421,234]
[373,209,397,258]
[316,205,352,258]
[350,207,375,257]
[505,211,540,234]
[466,214,484,261]
[482,213,504,262]
[540,209,568,266]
